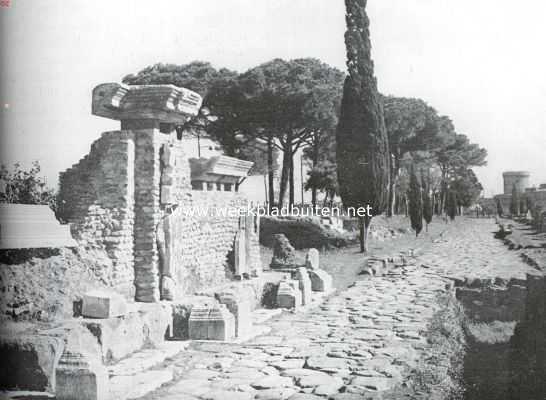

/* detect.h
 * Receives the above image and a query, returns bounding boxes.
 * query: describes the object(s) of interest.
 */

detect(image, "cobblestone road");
[139,218,538,400]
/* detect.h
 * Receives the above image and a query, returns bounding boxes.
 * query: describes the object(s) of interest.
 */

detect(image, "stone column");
[122,119,163,302]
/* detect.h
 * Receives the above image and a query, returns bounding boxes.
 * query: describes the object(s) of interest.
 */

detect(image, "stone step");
[108,369,174,400]
[107,341,189,377]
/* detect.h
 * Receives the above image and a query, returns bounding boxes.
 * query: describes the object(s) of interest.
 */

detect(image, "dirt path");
[137,218,539,400]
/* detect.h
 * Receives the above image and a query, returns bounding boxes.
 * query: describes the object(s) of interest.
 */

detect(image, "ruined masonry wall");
[58,129,261,301]
[166,191,247,297]
[58,131,135,296]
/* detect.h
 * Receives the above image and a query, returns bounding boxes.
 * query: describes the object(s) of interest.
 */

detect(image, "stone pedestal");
[82,290,128,319]
[276,278,302,309]
[56,351,107,400]
[308,269,333,292]
[188,304,236,341]
[295,267,312,306]
[217,291,252,339]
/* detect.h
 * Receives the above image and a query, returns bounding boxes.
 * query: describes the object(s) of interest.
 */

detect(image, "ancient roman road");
[138,218,538,400]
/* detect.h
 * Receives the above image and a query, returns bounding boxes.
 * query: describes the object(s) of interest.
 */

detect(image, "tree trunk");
[387,154,398,217]
[289,150,295,207]
[278,147,290,209]
[358,216,371,253]
[267,138,275,211]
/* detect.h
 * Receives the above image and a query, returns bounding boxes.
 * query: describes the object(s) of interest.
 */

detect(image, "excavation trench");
[455,273,545,400]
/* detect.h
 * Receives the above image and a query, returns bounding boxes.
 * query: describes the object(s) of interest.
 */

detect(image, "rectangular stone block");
[188,304,236,341]
[56,360,107,400]
[308,269,333,292]
[217,292,252,339]
[276,279,302,310]
[82,290,128,319]
[296,267,313,306]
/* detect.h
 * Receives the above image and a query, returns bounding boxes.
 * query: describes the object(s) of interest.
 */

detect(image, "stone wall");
[58,131,135,296]
[164,190,260,298]
[58,127,261,302]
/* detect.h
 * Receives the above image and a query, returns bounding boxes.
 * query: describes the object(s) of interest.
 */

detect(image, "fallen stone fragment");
[82,290,127,319]
[308,269,333,292]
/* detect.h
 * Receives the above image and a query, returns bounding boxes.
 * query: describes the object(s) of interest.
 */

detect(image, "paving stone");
[350,376,398,391]
[305,356,351,372]
[271,358,306,370]
[201,389,254,400]
[297,374,343,388]
[254,387,298,400]
[251,375,294,389]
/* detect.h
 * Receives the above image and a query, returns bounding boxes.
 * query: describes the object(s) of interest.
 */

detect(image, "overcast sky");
[1,0,545,196]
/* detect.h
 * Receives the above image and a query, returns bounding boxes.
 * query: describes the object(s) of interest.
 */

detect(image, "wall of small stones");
[165,190,256,297]
[58,131,135,296]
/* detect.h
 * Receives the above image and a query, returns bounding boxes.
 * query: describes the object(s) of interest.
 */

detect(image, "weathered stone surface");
[276,278,302,309]
[0,332,64,392]
[217,290,252,339]
[305,248,319,270]
[308,269,333,292]
[82,302,172,362]
[81,290,127,319]
[188,304,236,341]
[270,234,296,270]
[350,376,398,391]
[295,267,312,306]
[55,324,106,400]
[251,375,293,389]
[255,387,297,400]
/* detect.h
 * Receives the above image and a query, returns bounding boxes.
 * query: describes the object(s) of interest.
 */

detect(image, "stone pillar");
[123,119,164,303]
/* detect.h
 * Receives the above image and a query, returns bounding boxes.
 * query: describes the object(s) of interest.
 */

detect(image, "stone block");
[308,270,333,292]
[217,291,252,339]
[276,278,302,310]
[82,290,127,319]
[55,352,108,400]
[0,332,64,392]
[270,234,296,270]
[295,267,312,306]
[305,248,320,270]
[82,302,172,362]
[188,304,236,341]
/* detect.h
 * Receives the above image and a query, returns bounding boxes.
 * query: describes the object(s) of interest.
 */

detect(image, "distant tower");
[502,171,531,194]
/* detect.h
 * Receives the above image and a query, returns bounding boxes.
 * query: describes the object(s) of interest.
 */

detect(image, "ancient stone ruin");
[0,82,336,400]
[57,82,262,302]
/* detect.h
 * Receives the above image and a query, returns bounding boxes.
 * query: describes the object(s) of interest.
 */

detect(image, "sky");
[1,0,545,197]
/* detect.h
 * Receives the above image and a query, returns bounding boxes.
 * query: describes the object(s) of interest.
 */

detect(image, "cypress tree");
[337,0,390,252]
[447,189,457,221]
[510,184,520,216]
[408,166,423,237]
[496,197,504,217]
[422,171,433,232]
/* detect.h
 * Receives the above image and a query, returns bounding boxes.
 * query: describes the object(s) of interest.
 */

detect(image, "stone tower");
[502,171,530,195]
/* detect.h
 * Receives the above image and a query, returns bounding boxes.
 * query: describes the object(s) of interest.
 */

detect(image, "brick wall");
[58,127,262,302]
[58,131,135,296]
